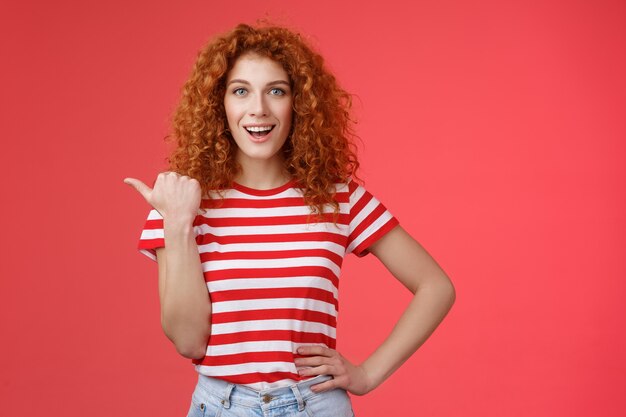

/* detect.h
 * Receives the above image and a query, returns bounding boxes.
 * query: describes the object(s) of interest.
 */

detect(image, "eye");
[269,88,286,96]
[233,87,247,96]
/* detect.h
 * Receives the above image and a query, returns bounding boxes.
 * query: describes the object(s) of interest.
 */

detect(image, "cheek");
[278,101,294,126]
[223,99,240,127]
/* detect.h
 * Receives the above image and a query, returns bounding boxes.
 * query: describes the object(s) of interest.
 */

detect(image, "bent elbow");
[173,331,210,359]
[449,284,457,306]
[426,273,456,308]
[444,278,456,308]
[177,344,208,360]
[161,320,211,360]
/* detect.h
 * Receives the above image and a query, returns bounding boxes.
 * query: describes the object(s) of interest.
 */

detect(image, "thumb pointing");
[123,177,152,201]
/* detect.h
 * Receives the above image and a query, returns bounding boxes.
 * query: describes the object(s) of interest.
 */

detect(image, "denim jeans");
[186,374,355,417]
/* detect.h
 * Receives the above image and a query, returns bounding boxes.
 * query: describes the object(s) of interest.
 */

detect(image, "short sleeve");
[137,209,165,262]
[345,179,400,257]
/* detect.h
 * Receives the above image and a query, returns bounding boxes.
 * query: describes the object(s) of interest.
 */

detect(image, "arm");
[155,220,211,360]
[359,224,456,390]
[295,224,456,394]
[125,173,211,360]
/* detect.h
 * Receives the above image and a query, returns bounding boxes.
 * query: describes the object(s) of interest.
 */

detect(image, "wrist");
[356,364,377,394]
[358,363,383,393]
[163,217,196,237]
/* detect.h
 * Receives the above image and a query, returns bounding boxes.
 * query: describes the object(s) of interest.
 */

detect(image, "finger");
[298,364,333,377]
[294,356,327,367]
[123,177,152,200]
[297,346,333,357]
[310,379,338,393]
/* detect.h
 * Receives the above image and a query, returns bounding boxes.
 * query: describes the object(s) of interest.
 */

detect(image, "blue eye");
[269,88,285,96]
[233,88,246,96]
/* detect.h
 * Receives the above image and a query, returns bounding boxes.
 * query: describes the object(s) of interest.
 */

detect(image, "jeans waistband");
[195,374,333,411]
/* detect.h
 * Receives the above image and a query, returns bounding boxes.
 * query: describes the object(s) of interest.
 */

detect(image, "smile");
[244,125,275,140]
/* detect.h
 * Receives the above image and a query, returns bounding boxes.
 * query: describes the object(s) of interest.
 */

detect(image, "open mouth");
[244,125,275,138]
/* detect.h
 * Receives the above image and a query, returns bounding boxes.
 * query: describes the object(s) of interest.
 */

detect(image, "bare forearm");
[293,227,456,396]
[361,277,456,390]
[161,219,211,359]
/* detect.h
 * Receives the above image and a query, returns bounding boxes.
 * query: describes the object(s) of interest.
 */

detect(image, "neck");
[234,152,291,189]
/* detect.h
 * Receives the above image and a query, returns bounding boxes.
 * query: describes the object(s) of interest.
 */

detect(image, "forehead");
[227,53,289,82]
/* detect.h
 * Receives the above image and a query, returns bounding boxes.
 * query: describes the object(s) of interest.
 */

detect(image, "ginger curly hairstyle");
[166,22,363,223]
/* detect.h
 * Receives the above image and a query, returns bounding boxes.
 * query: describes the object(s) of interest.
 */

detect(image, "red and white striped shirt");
[137,177,399,390]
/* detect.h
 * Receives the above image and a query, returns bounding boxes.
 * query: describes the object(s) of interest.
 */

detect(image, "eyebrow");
[226,79,291,87]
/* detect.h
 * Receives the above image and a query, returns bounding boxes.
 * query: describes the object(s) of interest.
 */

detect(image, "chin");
[237,147,282,161]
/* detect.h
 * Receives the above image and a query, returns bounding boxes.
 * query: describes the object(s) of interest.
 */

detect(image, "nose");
[249,93,268,117]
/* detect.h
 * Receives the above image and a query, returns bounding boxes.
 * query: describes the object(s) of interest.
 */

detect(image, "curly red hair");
[166,22,362,223]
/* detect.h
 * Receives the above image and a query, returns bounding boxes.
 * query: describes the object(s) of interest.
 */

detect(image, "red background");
[1,1,625,416]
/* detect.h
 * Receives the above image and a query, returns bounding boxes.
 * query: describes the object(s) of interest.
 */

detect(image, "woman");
[124,23,455,417]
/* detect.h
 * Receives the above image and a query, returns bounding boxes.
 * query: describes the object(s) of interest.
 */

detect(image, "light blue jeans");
[186,374,355,417]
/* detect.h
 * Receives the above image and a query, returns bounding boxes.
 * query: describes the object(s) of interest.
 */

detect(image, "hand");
[123,172,205,222]
[294,346,374,396]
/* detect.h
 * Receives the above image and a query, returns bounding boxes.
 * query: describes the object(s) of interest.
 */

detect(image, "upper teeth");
[246,126,273,132]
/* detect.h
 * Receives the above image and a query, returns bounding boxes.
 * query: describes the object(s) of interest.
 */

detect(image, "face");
[224,53,293,168]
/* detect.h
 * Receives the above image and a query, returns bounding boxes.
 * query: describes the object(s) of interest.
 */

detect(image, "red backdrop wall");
[1,1,624,416]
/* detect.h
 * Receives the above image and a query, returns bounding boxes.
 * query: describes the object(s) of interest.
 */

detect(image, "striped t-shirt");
[137,177,399,390]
